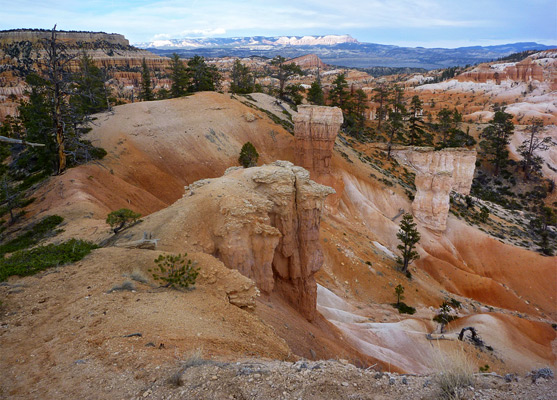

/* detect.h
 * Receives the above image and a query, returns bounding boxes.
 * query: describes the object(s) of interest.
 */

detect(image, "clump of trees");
[0,24,110,214]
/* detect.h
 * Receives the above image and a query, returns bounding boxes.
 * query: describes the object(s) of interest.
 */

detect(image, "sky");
[2,0,556,48]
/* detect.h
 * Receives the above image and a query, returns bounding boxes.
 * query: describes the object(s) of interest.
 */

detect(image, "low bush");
[392,302,416,315]
[0,239,98,281]
[106,208,141,233]
[0,215,64,256]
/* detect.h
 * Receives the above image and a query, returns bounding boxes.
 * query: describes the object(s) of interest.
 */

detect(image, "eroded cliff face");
[393,148,476,231]
[456,58,544,84]
[120,161,335,320]
[294,105,343,177]
[0,30,129,46]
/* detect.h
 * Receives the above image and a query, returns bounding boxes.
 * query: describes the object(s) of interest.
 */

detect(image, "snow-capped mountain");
[134,34,358,49]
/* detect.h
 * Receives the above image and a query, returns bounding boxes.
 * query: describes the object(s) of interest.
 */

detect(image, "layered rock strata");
[123,161,335,320]
[0,30,129,46]
[393,148,476,231]
[294,105,343,176]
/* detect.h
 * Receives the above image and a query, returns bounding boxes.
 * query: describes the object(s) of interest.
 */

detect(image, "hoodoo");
[393,148,477,231]
[293,105,343,177]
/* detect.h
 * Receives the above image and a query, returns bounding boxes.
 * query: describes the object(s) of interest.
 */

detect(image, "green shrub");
[0,215,64,256]
[149,253,199,289]
[0,239,97,281]
[106,208,141,233]
[238,142,259,168]
[392,301,416,315]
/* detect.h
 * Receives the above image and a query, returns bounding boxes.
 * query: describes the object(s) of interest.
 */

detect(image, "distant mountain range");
[135,34,555,70]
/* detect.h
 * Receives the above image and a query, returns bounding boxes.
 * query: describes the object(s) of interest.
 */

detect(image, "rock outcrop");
[456,58,544,84]
[290,54,327,69]
[120,161,335,320]
[393,148,476,231]
[0,29,129,46]
[294,105,343,176]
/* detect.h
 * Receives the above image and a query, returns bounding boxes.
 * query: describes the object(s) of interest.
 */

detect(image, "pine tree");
[238,142,259,168]
[140,58,154,101]
[407,95,428,145]
[230,59,254,94]
[372,85,390,130]
[396,213,421,276]
[479,110,514,176]
[386,110,404,158]
[270,56,303,99]
[71,52,109,116]
[307,80,325,105]
[186,55,221,92]
[169,53,188,98]
[518,119,556,181]
[329,73,350,109]
[437,108,453,147]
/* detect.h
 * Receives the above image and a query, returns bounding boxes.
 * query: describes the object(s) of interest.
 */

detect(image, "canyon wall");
[0,30,129,46]
[393,148,476,231]
[293,105,343,176]
[456,58,544,84]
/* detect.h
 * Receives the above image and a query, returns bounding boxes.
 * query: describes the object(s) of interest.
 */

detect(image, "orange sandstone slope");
[22,92,556,373]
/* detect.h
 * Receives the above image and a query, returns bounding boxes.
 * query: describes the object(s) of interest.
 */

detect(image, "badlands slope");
[1,92,555,398]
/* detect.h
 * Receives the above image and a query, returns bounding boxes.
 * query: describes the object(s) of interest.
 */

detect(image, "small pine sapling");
[238,142,259,168]
[150,253,199,289]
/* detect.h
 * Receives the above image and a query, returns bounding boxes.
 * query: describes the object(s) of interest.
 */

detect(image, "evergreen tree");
[284,83,305,105]
[238,142,259,168]
[270,56,303,99]
[329,73,350,109]
[230,59,254,94]
[307,80,325,105]
[169,53,188,98]
[353,88,368,130]
[518,119,556,181]
[437,108,453,147]
[396,213,421,276]
[40,25,74,174]
[71,52,109,116]
[479,110,514,176]
[139,58,154,101]
[385,109,404,158]
[18,73,58,173]
[372,85,390,130]
[186,55,221,92]
[407,95,429,145]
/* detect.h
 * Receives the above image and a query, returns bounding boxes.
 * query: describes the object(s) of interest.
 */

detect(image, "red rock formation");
[289,54,327,69]
[457,59,544,84]
[294,105,343,177]
[393,148,476,231]
[119,161,335,320]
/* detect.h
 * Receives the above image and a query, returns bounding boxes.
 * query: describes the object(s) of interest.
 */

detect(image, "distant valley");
[136,34,555,69]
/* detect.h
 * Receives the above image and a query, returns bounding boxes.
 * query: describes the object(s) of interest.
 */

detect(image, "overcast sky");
[2,0,556,48]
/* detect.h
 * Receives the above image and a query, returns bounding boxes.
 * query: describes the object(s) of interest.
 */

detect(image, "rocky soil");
[133,358,556,400]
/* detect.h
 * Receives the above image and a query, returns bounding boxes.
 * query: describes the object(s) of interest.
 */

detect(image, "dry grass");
[433,346,476,399]
[168,348,205,387]
[129,268,149,284]
[107,280,135,293]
